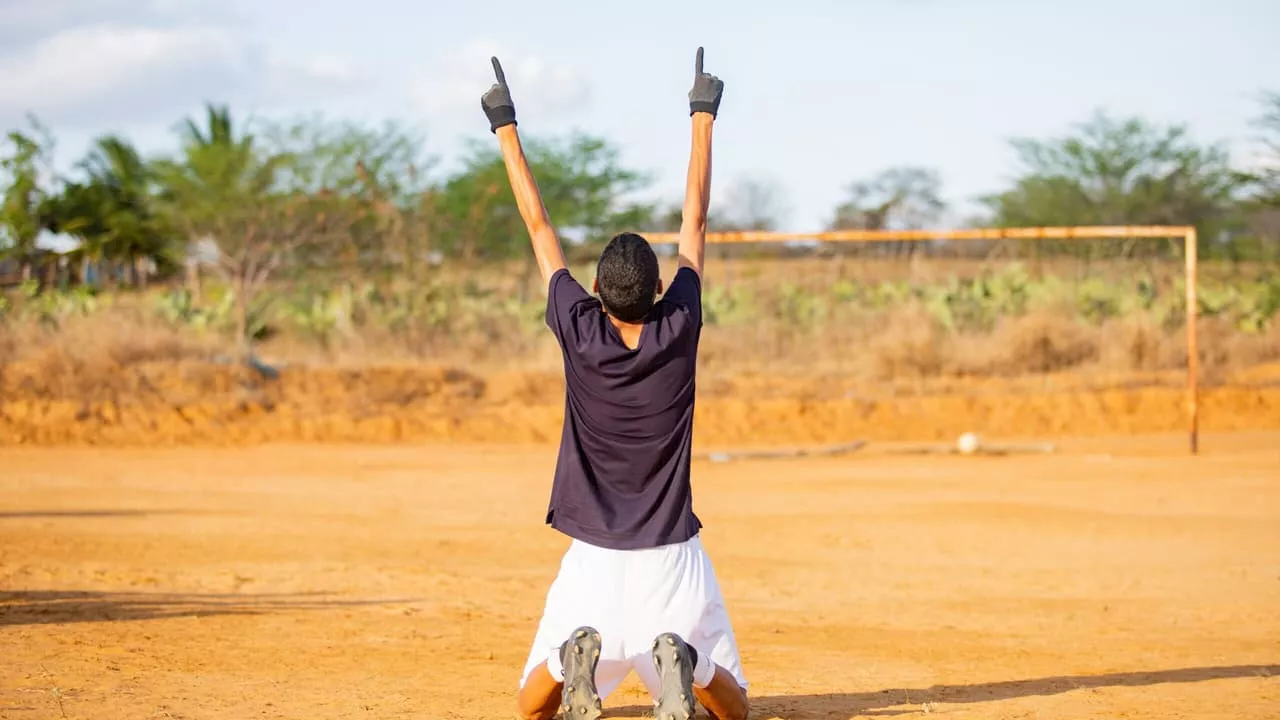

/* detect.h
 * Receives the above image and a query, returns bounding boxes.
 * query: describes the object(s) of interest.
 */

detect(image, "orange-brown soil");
[2,433,1277,719]
[3,362,1279,447]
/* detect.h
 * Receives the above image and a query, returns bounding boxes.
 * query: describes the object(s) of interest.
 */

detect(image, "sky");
[2,0,1278,234]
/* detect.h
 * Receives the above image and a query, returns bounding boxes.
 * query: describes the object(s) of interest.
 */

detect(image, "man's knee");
[702,685,749,720]
[514,696,559,720]
[515,683,560,720]
[718,697,749,720]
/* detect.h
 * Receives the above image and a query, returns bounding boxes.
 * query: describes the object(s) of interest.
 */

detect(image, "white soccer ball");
[956,432,981,455]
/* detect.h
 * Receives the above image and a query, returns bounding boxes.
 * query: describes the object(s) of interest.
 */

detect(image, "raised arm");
[481,57,566,290]
[679,47,724,277]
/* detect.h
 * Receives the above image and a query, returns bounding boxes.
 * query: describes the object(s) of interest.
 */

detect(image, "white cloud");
[0,5,361,130]
[0,0,227,45]
[0,24,242,117]
[411,40,591,126]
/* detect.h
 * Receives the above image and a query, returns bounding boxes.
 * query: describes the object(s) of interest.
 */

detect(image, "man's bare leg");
[516,662,562,720]
[695,666,749,720]
[652,633,748,720]
[516,627,603,720]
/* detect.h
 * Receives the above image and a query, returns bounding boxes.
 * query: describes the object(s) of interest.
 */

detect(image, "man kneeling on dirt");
[479,48,750,720]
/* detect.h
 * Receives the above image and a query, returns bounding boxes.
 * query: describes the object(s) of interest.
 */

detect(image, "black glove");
[688,47,724,118]
[481,57,517,133]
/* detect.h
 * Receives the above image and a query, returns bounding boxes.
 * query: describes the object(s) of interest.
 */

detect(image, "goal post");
[643,225,1200,455]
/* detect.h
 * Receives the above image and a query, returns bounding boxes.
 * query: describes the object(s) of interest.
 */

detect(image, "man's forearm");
[496,124,566,287]
[678,113,714,274]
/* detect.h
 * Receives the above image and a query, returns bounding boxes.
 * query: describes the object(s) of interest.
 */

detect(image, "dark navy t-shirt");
[543,266,704,551]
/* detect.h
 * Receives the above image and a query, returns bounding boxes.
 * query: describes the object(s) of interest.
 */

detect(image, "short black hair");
[596,232,660,322]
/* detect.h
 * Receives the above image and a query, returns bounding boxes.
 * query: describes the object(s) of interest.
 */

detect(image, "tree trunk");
[234,277,250,360]
[20,261,31,283]
[185,238,203,303]
[187,262,202,303]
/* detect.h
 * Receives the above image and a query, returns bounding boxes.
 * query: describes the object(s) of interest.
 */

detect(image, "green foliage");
[154,287,233,332]
[1076,277,1123,324]
[154,104,293,256]
[43,135,177,280]
[820,264,1279,334]
[702,284,756,326]
[6,95,1280,363]
[828,166,945,231]
[1187,276,1280,333]
[277,284,359,346]
[150,275,548,350]
[0,118,55,273]
[0,282,103,328]
[777,282,828,327]
[980,111,1245,255]
[433,132,652,259]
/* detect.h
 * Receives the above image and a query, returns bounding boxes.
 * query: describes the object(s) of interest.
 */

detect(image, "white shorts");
[519,533,748,699]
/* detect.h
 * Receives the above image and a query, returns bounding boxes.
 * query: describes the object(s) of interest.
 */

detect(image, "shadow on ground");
[0,509,208,519]
[0,590,421,627]
[607,664,1278,718]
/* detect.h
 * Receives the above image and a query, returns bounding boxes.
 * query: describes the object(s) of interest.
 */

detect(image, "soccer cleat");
[651,632,696,720]
[560,626,603,720]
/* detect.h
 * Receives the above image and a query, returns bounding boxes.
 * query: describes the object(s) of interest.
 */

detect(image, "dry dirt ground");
[1,433,1278,719]
[4,363,1280,447]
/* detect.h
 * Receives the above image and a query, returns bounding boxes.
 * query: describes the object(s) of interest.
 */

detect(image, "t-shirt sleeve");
[662,267,703,328]
[545,268,594,343]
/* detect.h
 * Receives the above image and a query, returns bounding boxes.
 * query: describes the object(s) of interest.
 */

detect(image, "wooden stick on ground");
[695,440,867,463]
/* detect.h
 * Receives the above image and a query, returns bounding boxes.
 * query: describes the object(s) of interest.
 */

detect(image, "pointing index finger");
[695,46,704,75]
[491,56,506,85]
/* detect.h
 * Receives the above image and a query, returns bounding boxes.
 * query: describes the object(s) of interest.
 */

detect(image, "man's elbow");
[680,215,707,236]
[526,218,553,239]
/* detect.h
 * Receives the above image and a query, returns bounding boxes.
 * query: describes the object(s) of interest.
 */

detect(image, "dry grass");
[3,255,1278,401]
[697,306,1280,384]
[1,309,213,403]
[5,299,1279,391]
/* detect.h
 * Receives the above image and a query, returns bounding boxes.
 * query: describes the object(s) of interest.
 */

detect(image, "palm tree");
[80,135,175,287]
[39,136,176,289]
[40,178,111,286]
[154,103,296,355]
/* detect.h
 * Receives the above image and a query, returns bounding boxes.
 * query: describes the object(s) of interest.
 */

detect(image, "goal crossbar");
[643,225,1201,455]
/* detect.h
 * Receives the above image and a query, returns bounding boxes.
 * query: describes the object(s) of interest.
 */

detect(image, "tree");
[433,132,652,261]
[153,103,262,303]
[827,166,946,257]
[828,166,945,231]
[77,135,174,286]
[979,111,1242,257]
[1253,91,1280,191]
[709,176,789,232]
[0,116,56,283]
[1239,90,1280,260]
[155,103,357,356]
[643,202,684,234]
[261,115,437,278]
[41,176,112,285]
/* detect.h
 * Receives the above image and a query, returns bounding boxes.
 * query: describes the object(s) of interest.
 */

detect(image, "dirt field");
[1,433,1277,719]
[3,361,1280,447]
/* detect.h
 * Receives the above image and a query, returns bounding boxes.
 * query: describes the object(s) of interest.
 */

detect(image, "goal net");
[644,226,1215,454]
